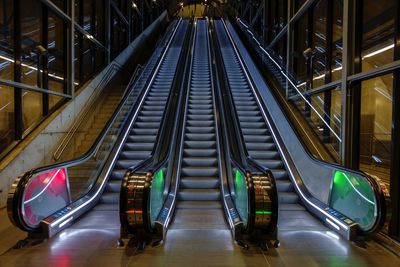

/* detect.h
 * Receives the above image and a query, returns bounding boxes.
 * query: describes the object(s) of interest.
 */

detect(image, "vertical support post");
[323,0,333,144]
[262,0,267,46]
[105,0,111,64]
[68,0,75,98]
[42,4,49,115]
[286,0,292,98]
[14,0,23,139]
[128,0,132,42]
[340,0,350,166]
[343,0,362,168]
[389,0,400,238]
[91,0,96,74]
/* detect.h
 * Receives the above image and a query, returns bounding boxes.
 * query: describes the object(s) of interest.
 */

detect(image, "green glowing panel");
[234,169,248,225]
[150,169,165,226]
[330,170,377,230]
[256,210,272,215]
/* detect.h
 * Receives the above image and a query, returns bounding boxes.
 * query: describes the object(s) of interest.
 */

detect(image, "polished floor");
[0,206,399,267]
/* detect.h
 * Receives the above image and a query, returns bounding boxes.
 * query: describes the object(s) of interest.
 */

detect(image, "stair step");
[178,189,220,201]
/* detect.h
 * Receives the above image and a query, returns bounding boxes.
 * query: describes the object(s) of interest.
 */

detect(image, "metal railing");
[52,63,122,161]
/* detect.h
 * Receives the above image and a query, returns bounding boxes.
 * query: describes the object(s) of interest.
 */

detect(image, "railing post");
[67,0,75,99]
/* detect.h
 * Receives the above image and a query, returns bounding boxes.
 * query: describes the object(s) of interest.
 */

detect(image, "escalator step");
[271,169,289,180]
[243,134,272,142]
[184,141,216,149]
[185,133,215,141]
[180,177,219,189]
[246,143,276,151]
[278,192,299,204]
[176,201,222,209]
[276,180,293,192]
[181,167,219,177]
[116,159,147,168]
[253,159,284,169]
[100,192,119,204]
[182,157,218,167]
[178,189,220,201]
[183,149,217,157]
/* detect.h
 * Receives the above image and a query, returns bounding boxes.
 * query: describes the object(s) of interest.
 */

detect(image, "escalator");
[7,19,191,239]
[175,19,223,228]
[99,27,186,211]
[213,18,389,240]
[214,22,299,213]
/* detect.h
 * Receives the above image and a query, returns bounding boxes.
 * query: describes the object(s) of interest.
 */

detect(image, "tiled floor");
[0,206,399,267]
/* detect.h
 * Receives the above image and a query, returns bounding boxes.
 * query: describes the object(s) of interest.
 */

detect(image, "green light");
[150,168,164,226]
[234,169,248,225]
[256,210,272,215]
[330,170,376,230]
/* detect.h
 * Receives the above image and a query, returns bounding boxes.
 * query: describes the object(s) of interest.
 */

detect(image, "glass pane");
[0,85,14,153]
[330,170,377,230]
[22,168,70,228]
[22,90,42,132]
[20,2,41,87]
[291,14,308,84]
[150,168,165,226]
[312,0,327,89]
[331,0,343,81]
[48,11,66,109]
[95,0,105,45]
[234,169,249,226]
[362,0,395,71]
[48,81,64,110]
[359,74,392,187]
[0,0,14,81]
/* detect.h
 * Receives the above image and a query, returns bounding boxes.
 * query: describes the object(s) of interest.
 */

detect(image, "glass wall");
[359,74,393,185]
[0,0,167,159]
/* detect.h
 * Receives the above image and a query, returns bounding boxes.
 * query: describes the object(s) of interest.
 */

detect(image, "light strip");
[363,44,394,59]
[59,216,74,228]
[24,169,61,204]
[221,19,349,231]
[49,19,183,228]
[325,231,340,240]
[0,55,79,85]
[326,218,341,231]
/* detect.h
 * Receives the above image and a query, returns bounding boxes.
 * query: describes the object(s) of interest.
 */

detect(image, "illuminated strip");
[342,173,375,205]
[24,169,62,205]
[221,20,349,231]
[326,218,340,231]
[325,231,340,240]
[236,19,342,142]
[49,18,183,228]
[363,44,394,59]
[59,216,74,228]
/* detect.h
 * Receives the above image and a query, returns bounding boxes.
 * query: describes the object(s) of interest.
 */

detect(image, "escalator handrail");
[8,19,183,232]
[223,19,388,234]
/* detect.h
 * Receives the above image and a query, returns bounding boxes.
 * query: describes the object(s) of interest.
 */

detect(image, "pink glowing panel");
[22,168,70,228]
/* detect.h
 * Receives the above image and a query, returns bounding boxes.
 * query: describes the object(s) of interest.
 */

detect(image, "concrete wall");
[0,11,169,207]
